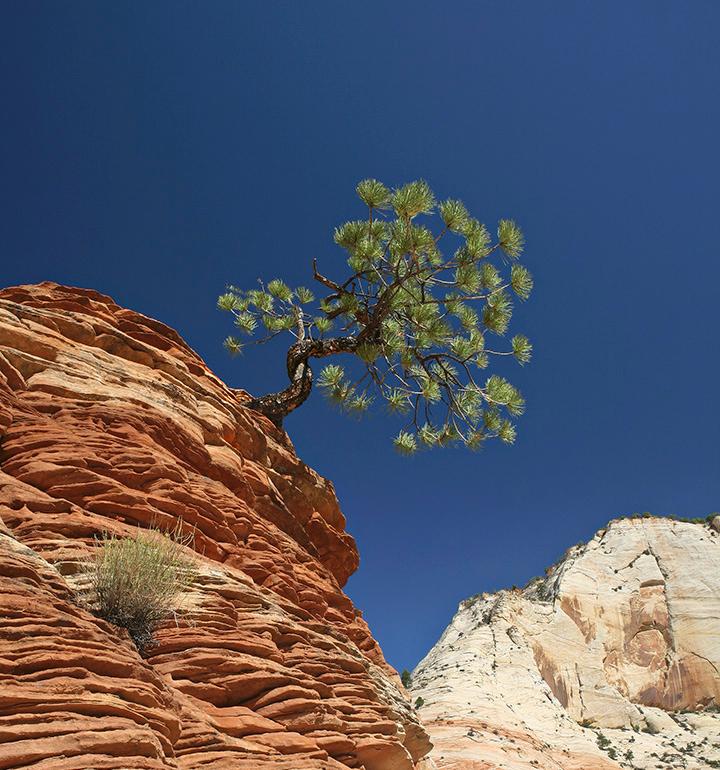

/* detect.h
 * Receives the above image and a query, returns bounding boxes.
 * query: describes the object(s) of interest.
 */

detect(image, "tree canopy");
[218,179,533,454]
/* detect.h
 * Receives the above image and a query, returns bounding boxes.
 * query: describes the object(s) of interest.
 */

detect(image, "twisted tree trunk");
[247,335,359,427]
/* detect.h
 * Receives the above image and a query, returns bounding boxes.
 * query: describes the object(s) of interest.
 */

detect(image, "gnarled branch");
[247,335,360,426]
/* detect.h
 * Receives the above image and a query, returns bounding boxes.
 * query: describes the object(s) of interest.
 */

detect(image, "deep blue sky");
[2,2,719,672]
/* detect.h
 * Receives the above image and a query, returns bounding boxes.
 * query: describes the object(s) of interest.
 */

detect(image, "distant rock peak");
[412,516,720,769]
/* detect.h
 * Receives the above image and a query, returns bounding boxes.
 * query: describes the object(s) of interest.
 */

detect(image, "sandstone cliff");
[0,282,431,769]
[411,517,720,770]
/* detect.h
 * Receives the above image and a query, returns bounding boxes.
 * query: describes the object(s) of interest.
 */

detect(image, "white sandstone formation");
[412,517,720,769]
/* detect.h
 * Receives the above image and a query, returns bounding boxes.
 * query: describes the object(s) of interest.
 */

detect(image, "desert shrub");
[596,732,611,750]
[400,669,412,688]
[414,696,425,709]
[85,526,197,651]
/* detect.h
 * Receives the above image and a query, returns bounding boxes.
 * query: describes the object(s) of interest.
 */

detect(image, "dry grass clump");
[84,524,197,651]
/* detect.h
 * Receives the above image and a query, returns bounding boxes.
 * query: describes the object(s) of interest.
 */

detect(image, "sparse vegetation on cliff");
[84,527,197,651]
[219,179,533,453]
[615,511,719,525]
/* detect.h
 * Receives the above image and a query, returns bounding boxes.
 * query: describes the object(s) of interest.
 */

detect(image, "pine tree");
[218,179,533,453]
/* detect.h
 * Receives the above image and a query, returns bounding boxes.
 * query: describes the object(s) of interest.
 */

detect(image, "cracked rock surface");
[411,517,720,769]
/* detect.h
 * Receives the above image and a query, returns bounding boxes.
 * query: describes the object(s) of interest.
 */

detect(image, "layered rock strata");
[0,282,431,769]
[412,517,720,769]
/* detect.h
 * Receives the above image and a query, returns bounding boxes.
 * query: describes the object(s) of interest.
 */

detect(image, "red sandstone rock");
[0,282,431,769]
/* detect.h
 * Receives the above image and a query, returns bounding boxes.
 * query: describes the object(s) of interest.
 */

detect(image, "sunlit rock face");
[0,282,431,770]
[412,517,720,770]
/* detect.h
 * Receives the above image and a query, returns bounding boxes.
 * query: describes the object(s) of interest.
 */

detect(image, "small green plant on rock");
[596,731,612,750]
[400,669,412,688]
[84,525,197,652]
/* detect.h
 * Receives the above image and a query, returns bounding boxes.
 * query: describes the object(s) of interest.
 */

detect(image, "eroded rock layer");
[412,517,720,769]
[0,282,430,769]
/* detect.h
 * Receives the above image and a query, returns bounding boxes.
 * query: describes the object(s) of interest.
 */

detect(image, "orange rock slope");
[0,282,431,770]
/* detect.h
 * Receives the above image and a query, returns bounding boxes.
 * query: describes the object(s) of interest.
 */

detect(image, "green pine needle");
[217,293,239,312]
[347,394,373,413]
[510,264,533,300]
[234,312,257,333]
[318,364,345,389]
[455,263,481,294]
[480,262,502,290]
[418,423,439,446]
[387,389,411,413]
[267,279,293,301]
[466,429,486,451]
[439,199,469,232]
[392,180,436,219]
[482,292,513,335]
[464,220,491,259]
[356,343,380,363]
[223,336,243,356]
[295,286,315,304]
[512,334,533,364]
[314,316,333,334]
[394,431,418,455]
[498,420,517,444]
[498,219,525,259]
[356,178,391,209]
